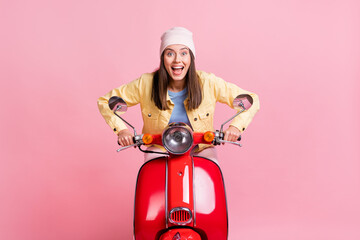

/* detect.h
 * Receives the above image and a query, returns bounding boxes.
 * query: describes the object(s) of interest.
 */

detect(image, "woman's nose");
[174,53,181,62]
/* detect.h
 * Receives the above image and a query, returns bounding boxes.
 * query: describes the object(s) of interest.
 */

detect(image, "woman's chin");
[170,74,186,82]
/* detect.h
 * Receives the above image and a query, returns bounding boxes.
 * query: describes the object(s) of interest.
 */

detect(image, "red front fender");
[159,228,201,240]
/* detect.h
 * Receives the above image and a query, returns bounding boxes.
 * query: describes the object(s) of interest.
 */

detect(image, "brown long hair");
[151,50,202,111]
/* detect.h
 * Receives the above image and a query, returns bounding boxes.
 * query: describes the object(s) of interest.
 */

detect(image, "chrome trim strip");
[165,156,168,229]
[192,155,196,226]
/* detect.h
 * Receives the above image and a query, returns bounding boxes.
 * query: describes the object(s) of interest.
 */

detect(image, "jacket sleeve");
[205,72,260,133]
[97,77,142,135]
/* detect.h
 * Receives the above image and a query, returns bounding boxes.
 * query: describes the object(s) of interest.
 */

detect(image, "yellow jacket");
[97,70,260,150]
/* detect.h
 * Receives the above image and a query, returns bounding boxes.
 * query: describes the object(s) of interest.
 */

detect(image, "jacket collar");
[166,90,189,106]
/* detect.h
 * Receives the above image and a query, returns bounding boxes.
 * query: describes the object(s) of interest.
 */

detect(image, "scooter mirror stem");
[113,110,137,136]
[220,94,253,133]
[108,96,137,135]
[220,108,245,133]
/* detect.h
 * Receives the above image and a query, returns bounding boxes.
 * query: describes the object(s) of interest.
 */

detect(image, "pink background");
[1,0,359,239]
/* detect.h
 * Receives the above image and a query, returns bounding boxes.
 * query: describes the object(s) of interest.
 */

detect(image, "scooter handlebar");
[115,131,242,153]
[140,132,241,146]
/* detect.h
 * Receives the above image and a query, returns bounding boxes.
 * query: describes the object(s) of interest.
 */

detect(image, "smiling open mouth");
[171,66,184,75]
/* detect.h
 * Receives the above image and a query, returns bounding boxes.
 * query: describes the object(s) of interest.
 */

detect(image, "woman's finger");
[117,129,134,146]
[223,126,241,142]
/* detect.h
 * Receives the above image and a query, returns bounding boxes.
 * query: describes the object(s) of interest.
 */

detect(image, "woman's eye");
[167,52,174,57]
[181,52,188,56]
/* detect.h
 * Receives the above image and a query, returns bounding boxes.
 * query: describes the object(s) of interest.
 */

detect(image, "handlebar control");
[117,135,141,146]
[116,143,140,152]
[117,134,144,152]
[214,131,242,147]
[218,132,241,141]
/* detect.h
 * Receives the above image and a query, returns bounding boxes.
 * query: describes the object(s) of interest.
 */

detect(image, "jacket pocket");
[142,106,168,134]
[141,107,160,121]
[197,105,214,131]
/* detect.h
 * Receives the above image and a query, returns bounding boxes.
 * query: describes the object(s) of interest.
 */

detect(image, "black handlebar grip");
[117,136,136,145]
[220,132,241,141]
[219,132,224,140]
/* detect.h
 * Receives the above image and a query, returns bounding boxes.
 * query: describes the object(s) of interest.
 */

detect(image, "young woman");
[97,27,260,161]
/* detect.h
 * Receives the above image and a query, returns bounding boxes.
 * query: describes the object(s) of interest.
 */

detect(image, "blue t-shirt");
[168,88,191,126]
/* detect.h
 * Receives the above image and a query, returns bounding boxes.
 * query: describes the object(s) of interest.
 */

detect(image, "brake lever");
[116,143,141,152]
[218,139,242,147]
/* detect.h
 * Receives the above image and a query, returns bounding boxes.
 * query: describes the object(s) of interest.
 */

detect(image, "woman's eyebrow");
[165,47,189,51]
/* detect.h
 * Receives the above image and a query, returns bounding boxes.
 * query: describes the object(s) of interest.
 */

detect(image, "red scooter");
[108,94,253,240]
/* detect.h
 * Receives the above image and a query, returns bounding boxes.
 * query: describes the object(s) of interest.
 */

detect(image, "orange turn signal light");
[142,134,153,145]
[203,131,215,143]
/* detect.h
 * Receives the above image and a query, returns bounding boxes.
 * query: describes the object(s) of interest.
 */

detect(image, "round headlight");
[162,122,193,154]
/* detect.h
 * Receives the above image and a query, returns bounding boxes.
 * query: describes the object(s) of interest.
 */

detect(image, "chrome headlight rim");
[162,122,193,155]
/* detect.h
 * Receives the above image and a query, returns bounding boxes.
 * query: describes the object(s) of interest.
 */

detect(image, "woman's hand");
[223,125,241,142]
[117,129,134,147]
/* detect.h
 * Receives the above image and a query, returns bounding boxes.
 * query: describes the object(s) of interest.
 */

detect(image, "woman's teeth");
[172,66,184,75]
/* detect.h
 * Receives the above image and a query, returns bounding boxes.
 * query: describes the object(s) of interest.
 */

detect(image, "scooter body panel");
[167,153,194,227]
[134,155,228,240]
[193,156,228,240]
[134,157,167,239]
